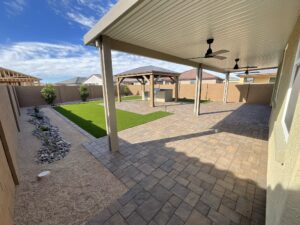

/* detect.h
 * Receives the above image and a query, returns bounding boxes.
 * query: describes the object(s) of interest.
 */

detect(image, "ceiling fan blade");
[213,55,227,60]
[186,56,206,60]
[211,49,229,56]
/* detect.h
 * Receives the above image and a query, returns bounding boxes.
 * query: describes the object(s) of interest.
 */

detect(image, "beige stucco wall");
[16,85,104,107]
[267,16,300,225]
[0,85,20,225]
[127,83,273,104]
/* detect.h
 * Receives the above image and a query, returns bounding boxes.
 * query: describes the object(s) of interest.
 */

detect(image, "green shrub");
[79,85,89,102]
[123,86,130,96]
[41,84,56,105]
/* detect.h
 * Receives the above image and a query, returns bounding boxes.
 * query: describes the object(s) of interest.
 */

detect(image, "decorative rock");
[27,107,71,164]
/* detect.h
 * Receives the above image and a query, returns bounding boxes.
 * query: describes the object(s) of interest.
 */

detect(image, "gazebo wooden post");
[194,65,203,116]
[175,76,179,102]
[96,36,119,152]
[223,72,230,103]
[150,74,155,107]
[141,78,145,100]
[117,77,122,102]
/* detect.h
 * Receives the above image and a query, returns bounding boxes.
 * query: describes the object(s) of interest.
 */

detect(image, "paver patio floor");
[84,101,270,225]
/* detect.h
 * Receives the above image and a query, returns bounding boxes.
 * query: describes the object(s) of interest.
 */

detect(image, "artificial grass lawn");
[54,97,171,138]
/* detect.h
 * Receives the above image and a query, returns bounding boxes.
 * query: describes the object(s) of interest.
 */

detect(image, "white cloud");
[4,0,26,15]
[48,0,116,29]
[66,12,97,28]
[0,42,192,83]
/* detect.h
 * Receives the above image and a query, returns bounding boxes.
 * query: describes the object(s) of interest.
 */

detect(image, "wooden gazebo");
[115,66,180,107]
[0,67,40,86]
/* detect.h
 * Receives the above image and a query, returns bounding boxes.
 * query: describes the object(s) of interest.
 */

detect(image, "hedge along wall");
[15,85,104,107]
[126,83,274,105]
[0,85,20,225]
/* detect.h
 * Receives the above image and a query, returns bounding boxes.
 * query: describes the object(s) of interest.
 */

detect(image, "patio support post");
[96,36,119,152]
[194,65,202,116]
[223,72,230,103]
[150,74,155,107]
[117,77,121,102]
[175,76,179,102]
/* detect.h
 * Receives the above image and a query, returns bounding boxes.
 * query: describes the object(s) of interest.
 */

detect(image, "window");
[269,77,276,83]
[244,77,254,83]
[282,40,300,141]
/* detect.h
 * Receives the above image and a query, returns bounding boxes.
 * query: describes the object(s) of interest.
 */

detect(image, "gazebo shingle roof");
[116,65,179,77]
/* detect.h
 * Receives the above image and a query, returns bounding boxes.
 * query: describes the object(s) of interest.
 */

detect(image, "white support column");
[194,65,202,116]
[223,72,230,103]
[96,36,119,152]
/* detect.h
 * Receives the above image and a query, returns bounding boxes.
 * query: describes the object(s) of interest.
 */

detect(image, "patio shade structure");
[115,66,180,107]
[0,67,40,86]
[84,0,300,151]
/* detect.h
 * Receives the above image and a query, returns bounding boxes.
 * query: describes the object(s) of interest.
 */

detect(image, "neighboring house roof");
[237,73,277,78]
[179,69,224,81]
[86,74,102,79]
[0,67,40,83]
[116,65,179,76]
[56,77,87,85]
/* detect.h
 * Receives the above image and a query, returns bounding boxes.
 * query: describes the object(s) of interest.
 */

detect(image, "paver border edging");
[48,107,97,141]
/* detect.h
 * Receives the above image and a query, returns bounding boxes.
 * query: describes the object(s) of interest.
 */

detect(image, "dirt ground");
[13,107,127,225]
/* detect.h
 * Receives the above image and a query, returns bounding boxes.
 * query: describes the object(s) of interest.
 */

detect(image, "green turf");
[54,97,171,138]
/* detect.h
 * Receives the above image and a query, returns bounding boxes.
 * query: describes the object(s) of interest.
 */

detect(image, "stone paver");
[85,102,270,225]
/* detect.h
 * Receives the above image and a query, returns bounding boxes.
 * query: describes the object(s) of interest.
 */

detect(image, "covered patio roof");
[84,0,300,72]
[84,0,300,152]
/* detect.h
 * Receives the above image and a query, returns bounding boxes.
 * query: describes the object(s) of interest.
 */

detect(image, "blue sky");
[0,0,194,83]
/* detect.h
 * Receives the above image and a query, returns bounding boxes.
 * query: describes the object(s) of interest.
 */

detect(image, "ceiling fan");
[236,69,260,75]
[232,58,257,70]
[231,58,258,74]
[187,38,229,60]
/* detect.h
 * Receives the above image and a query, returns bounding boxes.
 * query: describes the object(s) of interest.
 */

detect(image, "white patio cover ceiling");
[84,0,300,73]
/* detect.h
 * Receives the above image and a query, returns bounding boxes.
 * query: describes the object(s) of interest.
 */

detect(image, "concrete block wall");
[127,83,274,105]
[15,85,104,107]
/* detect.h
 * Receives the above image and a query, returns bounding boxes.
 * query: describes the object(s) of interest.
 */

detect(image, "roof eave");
[84,0,141,45]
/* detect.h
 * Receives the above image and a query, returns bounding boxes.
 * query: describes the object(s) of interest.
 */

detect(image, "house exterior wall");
[83,75,103,85]
[239,76,273,84]
[267,16,300,225]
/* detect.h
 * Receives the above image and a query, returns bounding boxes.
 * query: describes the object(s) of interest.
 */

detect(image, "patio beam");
[223,72,230,103]
[96,36,119,152]
[194,65,203,116]
[110,38,199,68]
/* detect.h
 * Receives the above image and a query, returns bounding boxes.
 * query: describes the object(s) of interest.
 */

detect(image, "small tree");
[79,85,89,102]
[41,84,56,105]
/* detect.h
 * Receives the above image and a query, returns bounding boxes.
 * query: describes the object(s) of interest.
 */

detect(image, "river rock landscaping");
[28,107,71,164]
